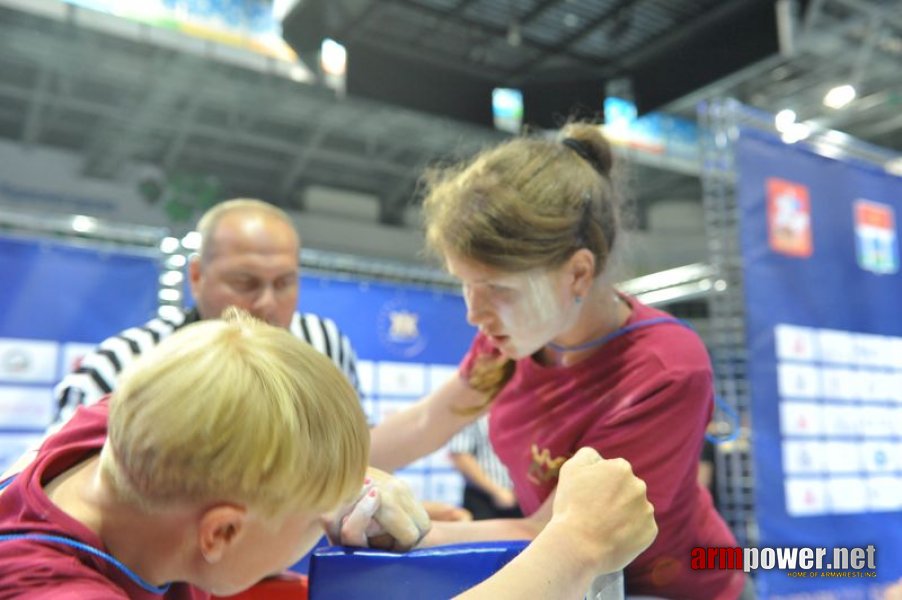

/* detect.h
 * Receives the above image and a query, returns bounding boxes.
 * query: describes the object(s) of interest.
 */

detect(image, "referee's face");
[190,213,300,328]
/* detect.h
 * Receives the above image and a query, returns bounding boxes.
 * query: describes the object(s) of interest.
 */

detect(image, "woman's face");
[446,253,574,359]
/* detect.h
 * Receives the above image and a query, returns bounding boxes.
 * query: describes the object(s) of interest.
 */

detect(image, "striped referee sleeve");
[450,416,514,489]
[292,312,360,396]
[51,312,185,429]
[448,420,477,454]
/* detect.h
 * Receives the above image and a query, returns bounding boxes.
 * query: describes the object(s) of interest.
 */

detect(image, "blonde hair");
[422,122,620,404]
[196,198,298,263]
[102,308,368,517]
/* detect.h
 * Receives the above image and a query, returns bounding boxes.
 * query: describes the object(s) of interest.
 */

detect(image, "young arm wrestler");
[371,122,745,599]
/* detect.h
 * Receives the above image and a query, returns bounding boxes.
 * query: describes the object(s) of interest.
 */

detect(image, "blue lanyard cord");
[0,477,13,492]
[546,316,687,353]
[545,316,740,444]
[706,395,741,445]
[0,532,171,595]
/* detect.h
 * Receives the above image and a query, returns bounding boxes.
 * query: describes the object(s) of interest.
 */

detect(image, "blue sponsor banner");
[737,130,902,598]
[0,236,160,343]
[0,234,160,445]
[299,275,474,365]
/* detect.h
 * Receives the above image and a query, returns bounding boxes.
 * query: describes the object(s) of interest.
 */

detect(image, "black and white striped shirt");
[52,307,359,429]
[448,415,514,489]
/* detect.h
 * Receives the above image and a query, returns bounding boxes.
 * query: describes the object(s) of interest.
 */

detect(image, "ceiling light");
[181,231,202,250]
[158,289,182,303]
[320,38,347,77]
[159,236,180,253]
[823,84,856,109]
[159,271,184,286]
[71,215,96,233]
[165,254,187,269]
[774,109,796,132]
[781,122,811,144]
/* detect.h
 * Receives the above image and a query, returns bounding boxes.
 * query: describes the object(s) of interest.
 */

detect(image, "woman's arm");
[420,513,543,546]
[419,482,554,547]
[370,376,485,471]
[454,448,657,599]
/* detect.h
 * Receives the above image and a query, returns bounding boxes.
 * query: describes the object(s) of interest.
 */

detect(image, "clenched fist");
[549,448,657,575]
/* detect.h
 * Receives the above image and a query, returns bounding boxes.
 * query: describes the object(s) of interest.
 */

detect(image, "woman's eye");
[489,285,517,299]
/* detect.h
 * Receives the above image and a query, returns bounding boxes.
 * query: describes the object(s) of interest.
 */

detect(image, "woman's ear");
[566,248,597,296]
[197,504,247,564]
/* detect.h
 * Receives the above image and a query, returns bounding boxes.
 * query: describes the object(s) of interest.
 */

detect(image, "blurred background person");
[449,415,522,520]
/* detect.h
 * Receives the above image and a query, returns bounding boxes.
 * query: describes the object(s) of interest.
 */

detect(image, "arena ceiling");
[0,0,898,229]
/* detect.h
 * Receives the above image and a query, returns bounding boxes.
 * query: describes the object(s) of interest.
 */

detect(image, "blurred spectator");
[449,416,522,520]
[699,438,719,509]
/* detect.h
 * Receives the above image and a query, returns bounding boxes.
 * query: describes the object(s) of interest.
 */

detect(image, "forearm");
[418,514,542,547]
[453,521,598,600]
[456,449,658,599]
[370,377,483,471]
[370,400,448,471]
[450,453,505,497]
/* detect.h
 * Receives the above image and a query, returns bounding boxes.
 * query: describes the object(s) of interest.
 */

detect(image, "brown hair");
[422,122,620,405]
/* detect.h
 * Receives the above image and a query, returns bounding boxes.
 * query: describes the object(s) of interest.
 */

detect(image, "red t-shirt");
[461,295,745,599]
[0,400,206,600]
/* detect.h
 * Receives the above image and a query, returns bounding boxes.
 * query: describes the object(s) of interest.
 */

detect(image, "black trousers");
[463,484,524,521]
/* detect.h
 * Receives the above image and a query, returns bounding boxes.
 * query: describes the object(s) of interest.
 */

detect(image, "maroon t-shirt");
[461,295,745,599]
[0,399,206,600]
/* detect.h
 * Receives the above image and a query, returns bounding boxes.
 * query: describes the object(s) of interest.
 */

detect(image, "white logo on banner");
[0,338,59,383]
[775,323,902,517]
[0,386,54,428]
[784,478,828,517]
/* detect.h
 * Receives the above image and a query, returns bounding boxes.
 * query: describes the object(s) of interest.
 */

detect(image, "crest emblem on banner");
[377,297,428,358]
[854,199,899,274]
[766,178,813,257]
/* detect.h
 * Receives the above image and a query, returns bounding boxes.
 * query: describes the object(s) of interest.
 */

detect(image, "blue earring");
[574,295,582,305]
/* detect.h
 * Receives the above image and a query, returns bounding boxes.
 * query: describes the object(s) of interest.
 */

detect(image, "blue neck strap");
[546,316,687,353]
[0,524,171,595]
[546,315,739,444]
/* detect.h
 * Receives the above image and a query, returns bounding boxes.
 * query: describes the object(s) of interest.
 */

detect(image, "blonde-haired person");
[0,310,656,599]
[371,122,744,599]
[0,309,367,597]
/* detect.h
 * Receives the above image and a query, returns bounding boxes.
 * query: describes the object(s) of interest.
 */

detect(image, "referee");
[50,198,359,432]
[449,415,523,520]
